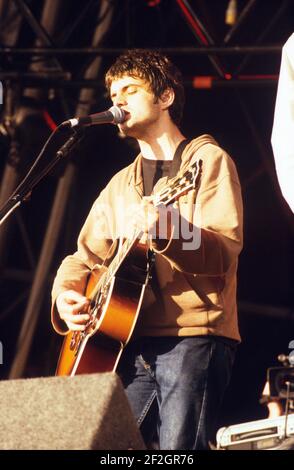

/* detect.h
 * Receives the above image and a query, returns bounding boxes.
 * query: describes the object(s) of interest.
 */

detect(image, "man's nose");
[113,92,127,106]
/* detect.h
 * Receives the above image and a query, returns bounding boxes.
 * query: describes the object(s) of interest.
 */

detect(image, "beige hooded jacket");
[51,134,243,341]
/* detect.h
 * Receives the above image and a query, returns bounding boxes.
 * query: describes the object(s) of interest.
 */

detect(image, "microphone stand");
[0,127,84,227]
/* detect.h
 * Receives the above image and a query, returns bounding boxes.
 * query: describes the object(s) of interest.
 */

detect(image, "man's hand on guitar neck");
[131,196,172,240]
[56,290,90,331]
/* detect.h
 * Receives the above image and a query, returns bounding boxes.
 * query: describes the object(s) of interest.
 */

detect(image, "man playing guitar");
[51,49,243,450]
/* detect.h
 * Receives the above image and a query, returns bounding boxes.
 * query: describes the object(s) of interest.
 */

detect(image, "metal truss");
[0,0,115,378]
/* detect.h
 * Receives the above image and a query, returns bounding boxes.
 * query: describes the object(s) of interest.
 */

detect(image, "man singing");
[51,49,243,450]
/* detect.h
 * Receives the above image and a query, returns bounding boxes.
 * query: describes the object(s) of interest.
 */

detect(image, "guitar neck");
[104,229,144,287]
[102,186,175,291]
[90,159,201,299]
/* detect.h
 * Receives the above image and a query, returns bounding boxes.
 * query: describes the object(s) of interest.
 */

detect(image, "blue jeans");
[117,336,236,450]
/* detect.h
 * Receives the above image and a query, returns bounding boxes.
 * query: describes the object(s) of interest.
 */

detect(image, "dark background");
[0,0,293,432]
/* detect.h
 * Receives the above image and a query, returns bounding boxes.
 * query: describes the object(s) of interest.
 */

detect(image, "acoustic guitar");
[56,159,202,376]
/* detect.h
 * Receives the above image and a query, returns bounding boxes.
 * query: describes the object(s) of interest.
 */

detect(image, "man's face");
[110,75,162,138]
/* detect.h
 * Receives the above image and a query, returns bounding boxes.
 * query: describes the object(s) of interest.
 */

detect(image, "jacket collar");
[128,153,144,196]
[127,134,217,190]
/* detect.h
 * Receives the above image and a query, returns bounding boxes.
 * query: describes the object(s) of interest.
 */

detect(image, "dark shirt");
[142,157,172,196]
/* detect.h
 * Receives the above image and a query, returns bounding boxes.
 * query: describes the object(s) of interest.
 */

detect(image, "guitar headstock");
[154,159,202,207]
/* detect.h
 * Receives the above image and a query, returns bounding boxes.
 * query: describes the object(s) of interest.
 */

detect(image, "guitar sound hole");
[91,288,108,319]
[87,310,99,331]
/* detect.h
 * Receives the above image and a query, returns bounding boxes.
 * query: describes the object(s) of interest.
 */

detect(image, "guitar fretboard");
[90,159,201,301]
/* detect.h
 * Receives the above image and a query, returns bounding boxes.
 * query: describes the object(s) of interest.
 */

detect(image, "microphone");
[60,106,126,128]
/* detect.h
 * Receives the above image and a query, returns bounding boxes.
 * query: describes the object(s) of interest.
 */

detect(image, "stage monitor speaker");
[0,372,145,450]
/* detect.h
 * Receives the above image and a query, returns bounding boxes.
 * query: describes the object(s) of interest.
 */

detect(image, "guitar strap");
[148,138,191,303]
[168,138,191,179]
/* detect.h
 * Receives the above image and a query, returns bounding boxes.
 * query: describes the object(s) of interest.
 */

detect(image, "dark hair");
[105,49,185,126]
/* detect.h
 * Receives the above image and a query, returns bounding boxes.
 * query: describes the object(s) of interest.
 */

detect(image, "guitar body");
[56,243,149,376]
[55,159,201,377]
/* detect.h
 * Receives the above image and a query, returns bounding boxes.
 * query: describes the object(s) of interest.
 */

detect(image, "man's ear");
[160,88,175,110]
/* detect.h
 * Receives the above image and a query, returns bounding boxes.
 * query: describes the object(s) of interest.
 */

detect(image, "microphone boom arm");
[0,127,84,226]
